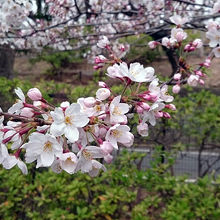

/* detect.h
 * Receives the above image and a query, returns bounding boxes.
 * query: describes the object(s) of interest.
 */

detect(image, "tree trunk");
[0,45,15,79]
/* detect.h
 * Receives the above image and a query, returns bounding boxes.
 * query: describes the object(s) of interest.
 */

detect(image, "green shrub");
[0,150,219,220]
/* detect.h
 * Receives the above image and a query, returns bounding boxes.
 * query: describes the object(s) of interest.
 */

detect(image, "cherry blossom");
[8,88,25,114]
[2,153,28,175]
[170,14,188,26]
[0,3,219,176]
[96,88,111,101]
[75,146,106,173]
[22,132,63,167]
[213,47,220,58]
[50,104,89,142]
[109,95,129,124]
[137,122,149,137]
[119,62,155,83]
[59,152,78,174]
[106,124,134,149]
[27,88,42,101]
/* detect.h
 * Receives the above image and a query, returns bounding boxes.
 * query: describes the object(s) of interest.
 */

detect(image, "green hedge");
[0,150,220,220]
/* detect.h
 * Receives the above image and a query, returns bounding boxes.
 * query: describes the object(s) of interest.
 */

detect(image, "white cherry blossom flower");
[97,36,110,48]
[109,95,129,124]
[2,153,28,175]
[143,102,165,126]
[88,160,106,177]
[8,87,25,115]
[59,152,78,174]
[75,146,106,173]
[137,122,149,137]
[187,75,199,87]
[171,28,187,42]
[107,63,124,79]
[3,129,22,150]
[212,1,220,14]
[119,62,155,83]
[160,85,174,102]
[170,15,188,26]
[206,29,220,47]
[0,144,8,164]
[96,88,111,101]
[105,124,134,149]
[22,132,63,167]
[50,104,89,143]
[213,47,220,58]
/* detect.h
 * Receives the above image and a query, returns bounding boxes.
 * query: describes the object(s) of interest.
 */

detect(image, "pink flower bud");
[20,107,34,118]
[163,112,171,118]
[139,102,150,110]
[202,58,211,67]
[148,41,157,49]
[184,44,191,52]
[104,154,113,164]
[155,111,163,118]
[83,97,96,108]
[60,101,70,109]
[172,84,181,94]
[97,36,110,49]
[95,55,107,64]
[137,122,148,137]
[165,104,176,111]
[27,88,42,101]
[98,81,107,88]
[195,70,204,77]
[175,31,186,42]
[93,64,103,70]
[96,88,110,101]
[136,105,144,114]
[189,46,196,52]
[187,75,199,86]
[33,101,47,108]
[100,141,114,154]
[192,39,203,48]
[199,79,205,85]
[174,73,181,80]
[142,94,151,101]
[99,127,107,138]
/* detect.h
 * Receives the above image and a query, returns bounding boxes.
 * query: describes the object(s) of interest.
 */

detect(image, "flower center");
[65,156,75,165]
[43,141,52,152]
[82,150,92,160]
[64,116,72,125]
[130,70,138,77]
[111,129,122,138]
[95,105,101,112]
[112,106,121,115]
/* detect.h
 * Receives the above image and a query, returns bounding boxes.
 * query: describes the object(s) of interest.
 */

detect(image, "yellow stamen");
[111,129,122,138]
[64,116,72,125]
[43,141,52,152]
[95,105,101,112]
[82,150,92,160]
[112,106,121,115]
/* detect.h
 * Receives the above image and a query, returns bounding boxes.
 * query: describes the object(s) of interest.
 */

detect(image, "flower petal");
[64,125,79,143]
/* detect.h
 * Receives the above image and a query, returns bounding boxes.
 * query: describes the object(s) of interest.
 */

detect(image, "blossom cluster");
[0,36,179,176]
[0,2,219,177]
[0,0,218,52]
[148,14,219,94]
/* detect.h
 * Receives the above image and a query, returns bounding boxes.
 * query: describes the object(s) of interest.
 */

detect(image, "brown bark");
[0,45,15,79]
